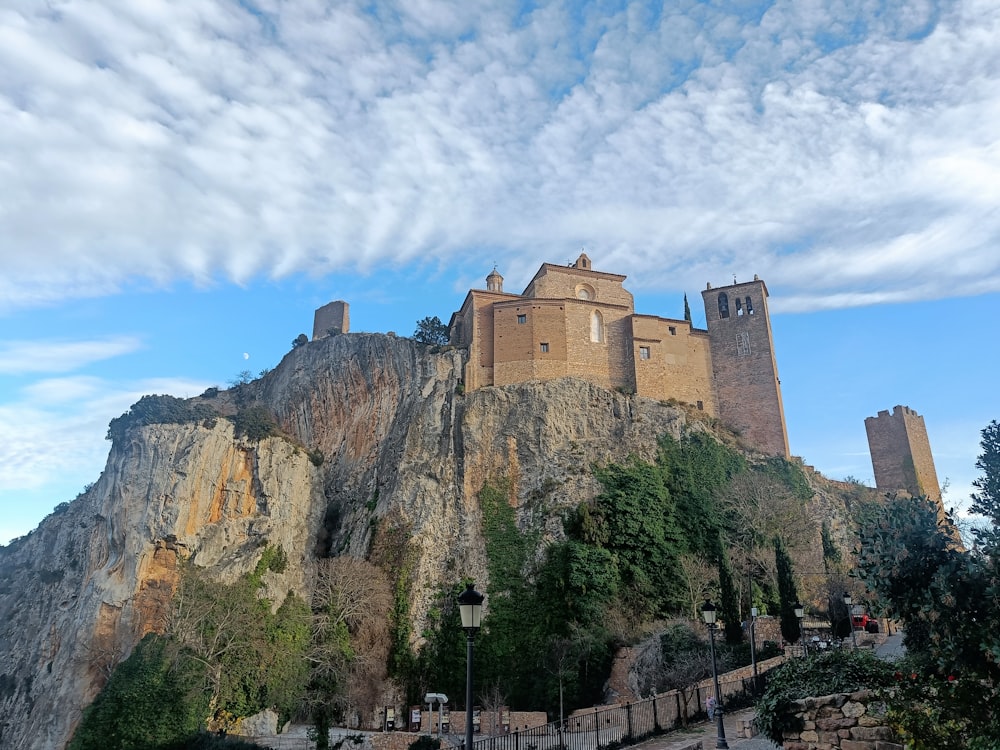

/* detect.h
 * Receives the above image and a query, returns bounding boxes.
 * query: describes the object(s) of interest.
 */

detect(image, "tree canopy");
[412,316,450,345]
[854,420,1000,746]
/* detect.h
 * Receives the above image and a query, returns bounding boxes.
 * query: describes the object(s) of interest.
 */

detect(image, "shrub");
[876,656,989,750]
[755,649,896,743]
[413,316,449,345]
[408,736,441,750]
[69,634,210,750]
[232,405,278,442]
[107,395,219,443]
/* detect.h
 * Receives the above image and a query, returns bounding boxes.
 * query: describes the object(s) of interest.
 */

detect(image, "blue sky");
[2,0,998,545]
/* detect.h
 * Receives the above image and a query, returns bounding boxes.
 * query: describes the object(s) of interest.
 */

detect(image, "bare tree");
[676,554,716,620]
[79,600,136,687]
[720,472,816,554]
[311,557,393,726]
[627,623,731,727]
[478,680,508,735]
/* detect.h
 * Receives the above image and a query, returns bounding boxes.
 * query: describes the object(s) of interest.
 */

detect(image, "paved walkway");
[631,707,779,750]
[874,629,906,660]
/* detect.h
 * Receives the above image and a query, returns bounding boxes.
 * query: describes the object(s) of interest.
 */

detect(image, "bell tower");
[486,266,504,292]
[701,276,789,457]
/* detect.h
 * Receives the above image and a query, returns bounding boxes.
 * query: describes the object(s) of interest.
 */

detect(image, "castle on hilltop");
[447,253,790,457]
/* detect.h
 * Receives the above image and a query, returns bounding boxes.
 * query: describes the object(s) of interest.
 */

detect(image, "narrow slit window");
[746,296,754,315]
[736,298,744,316]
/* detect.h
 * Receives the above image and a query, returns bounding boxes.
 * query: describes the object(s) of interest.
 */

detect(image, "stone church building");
[447,253,789,457]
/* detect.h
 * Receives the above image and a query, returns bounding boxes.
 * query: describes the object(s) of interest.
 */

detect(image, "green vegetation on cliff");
[79,426,824,735]
[71,545,309,750]
[106,394,219,442]
[414,431,816,716]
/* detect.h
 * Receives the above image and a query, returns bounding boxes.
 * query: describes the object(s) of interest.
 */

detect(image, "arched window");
[590,310,604,342]
[718,293,730,319]
[746,296,754,315]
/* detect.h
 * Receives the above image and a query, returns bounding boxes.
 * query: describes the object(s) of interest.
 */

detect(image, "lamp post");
[749,606,759,694]
[843,593,857,649]
[701,600,729,749]
[458,583,484,750]
[793,602,805,656]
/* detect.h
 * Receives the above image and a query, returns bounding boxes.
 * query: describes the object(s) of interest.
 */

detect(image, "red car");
[852,613,881,633]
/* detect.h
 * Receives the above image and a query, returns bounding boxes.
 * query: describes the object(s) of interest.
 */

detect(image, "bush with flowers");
[877,655,996,750]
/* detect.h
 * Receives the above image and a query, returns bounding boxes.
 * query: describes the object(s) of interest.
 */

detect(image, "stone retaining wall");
[781,690,901,750]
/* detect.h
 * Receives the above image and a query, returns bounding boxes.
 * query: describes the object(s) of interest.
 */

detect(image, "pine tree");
[774,536,801,643]
[683,294,692,322]
[716,543,743,644]
[971,419,1000,550]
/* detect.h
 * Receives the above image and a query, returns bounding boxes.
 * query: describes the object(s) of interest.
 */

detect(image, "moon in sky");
[243,353,250,360]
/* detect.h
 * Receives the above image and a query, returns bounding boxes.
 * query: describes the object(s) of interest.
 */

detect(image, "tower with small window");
[701,276,789,457]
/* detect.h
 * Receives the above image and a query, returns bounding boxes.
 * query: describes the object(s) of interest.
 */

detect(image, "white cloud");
[0,0,998,312]
[0,337,143,374]
[0,375,208,495]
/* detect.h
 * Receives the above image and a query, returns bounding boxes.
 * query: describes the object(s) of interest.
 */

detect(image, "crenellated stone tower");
[865,405,941,501]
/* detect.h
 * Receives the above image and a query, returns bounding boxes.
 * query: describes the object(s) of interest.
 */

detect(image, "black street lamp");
[749,606,759,694]
[701,600,729,749]
[843,593,857,649]
[458,583,484,750]
[793,602,805,656]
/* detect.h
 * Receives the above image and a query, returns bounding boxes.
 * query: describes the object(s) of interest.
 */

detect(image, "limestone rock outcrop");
[0,333,696,750]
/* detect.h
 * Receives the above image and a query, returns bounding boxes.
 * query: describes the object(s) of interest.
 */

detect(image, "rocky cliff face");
[0,333,700,750]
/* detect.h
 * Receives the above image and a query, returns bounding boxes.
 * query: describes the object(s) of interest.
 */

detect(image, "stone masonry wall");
[630,316,717,413]
[313,300,350,339]
[781,690,901,750]
[864,405,941,502]
[702,279,789,457]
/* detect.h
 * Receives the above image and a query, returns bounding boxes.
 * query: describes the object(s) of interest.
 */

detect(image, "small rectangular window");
[669,326,676,336]
[517,314,526,324]
[540,342,549,353]
[639,346,650,360]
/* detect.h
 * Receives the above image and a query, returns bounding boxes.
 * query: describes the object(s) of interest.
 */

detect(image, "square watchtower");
[701,276,789,457]
[865,405,941,501]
